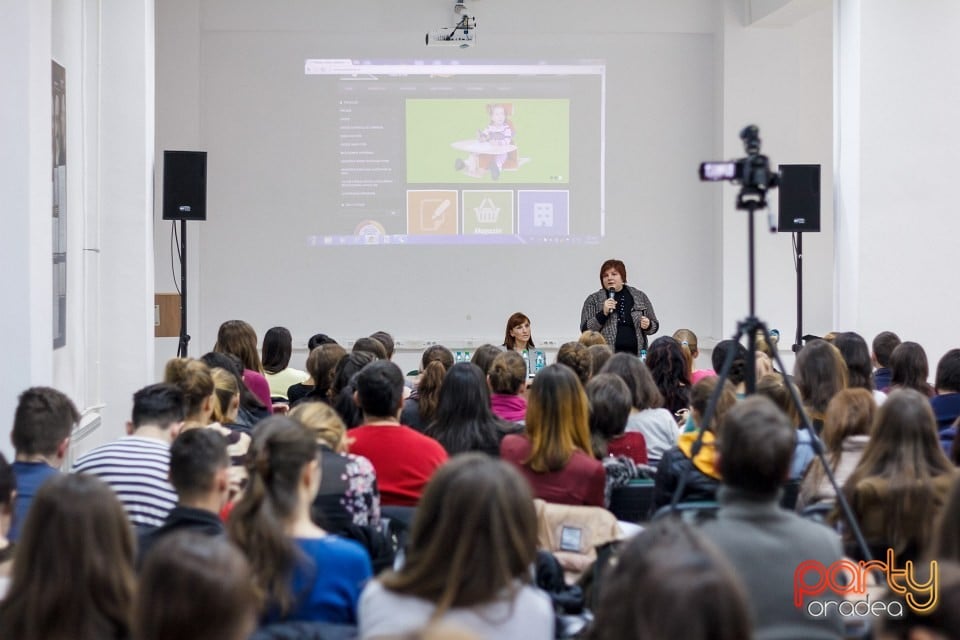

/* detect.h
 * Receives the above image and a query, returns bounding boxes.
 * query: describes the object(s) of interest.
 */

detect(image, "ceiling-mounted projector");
[425,2,476,48]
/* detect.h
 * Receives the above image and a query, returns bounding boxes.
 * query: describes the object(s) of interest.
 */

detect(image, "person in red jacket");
[348,360,448,506]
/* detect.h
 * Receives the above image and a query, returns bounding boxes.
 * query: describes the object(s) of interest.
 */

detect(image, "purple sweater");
[491,394,526,423]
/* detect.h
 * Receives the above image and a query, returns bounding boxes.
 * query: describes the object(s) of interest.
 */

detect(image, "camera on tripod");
[699,125,779,209]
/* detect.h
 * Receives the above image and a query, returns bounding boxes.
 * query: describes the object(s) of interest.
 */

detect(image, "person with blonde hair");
[288,401,380,530]
[578,330,606,347]
[500,364,605,506]
[359,454,553,639]
[672,329,715,385]
[797,388,875,510]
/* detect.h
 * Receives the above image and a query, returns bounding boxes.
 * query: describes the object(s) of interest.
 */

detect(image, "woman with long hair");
[586,373,646,464]
[645,336,691,418]
[672,328,715,385]
[710,339,749,396]
[228,416,372,624]
[797,388,875,510]
[425,362,511,456]
[833,331,886,404]
[288,402,380,531]
[794,339,848,434]
[330,350,376,428]
[358,454,554,639]
[401,345,454,431]
[500,364,605,506]
[214,319,274,412]
[0,474,135,640]
[888,341,935,397]
[600,353,678,464]
[201,350,270,427]
[261,326,308,402]
[839,389,958,562]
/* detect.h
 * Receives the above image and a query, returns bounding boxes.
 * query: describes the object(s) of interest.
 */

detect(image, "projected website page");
[304,59,605,246]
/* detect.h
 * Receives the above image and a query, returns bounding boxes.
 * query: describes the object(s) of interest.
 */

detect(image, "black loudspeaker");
[163,150,207,221]
[777,164,820,233]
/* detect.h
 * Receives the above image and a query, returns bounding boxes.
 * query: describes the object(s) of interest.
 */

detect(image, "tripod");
[667,181,872,564]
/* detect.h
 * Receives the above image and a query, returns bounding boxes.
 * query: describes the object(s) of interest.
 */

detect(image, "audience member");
[228,416,372,625]
[794,339,848,434]
[138,428,230,565]
[797,388,875,510]
[213,319,273,412]
[331,350,377,428]
[500,364,605,506]
[645,336,691,417]
[502,312,547,377]
[578,330,606,347]
[488,350,528,424]
[308,333,339,349]
[755,373,813,480]
[294,342,348,406]
[135,532,260,640]
[839,388,957,562]
[889,341,934,397]
[586,373,647,464]
[349,361,449,506]
[588,518,752,640]
[710,339,748,396]
[600,353,678,464]
[699,396,846,640]
[288,401,380,530]
[555,341,592,385]
[261,326,308,402]
[0,473,135,639]
[164,358,250,501]
[932,349,960,454]
[401,345,454,431]
[425,362,513,457]
[370,330,395,360]
[469,344,501,375]
[8,386,78,542]
[833,331,884,403]
[73,383,183,528]
[672,328,715,385]
[353,336,388,361]
[871,330,901,392]
[358,454,553,639]
[201,350,270,427]
[0,454,14,585]
[587,343,613,380]
[653,376,736,509]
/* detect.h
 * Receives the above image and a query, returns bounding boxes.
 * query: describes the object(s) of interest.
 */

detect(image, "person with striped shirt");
[73,383,185,529]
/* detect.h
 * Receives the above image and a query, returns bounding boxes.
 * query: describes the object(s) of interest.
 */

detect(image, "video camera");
[699,125,779,210]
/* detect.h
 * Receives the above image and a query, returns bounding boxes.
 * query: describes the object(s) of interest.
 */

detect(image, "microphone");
[607,288,615,300]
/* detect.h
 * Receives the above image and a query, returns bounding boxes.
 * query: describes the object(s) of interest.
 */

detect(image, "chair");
[534,499,622,584]
[651,500,720,525]
[609,478,655,523]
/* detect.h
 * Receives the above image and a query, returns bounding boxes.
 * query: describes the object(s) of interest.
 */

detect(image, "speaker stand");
[177,219,190,358]
[792,231,803,353]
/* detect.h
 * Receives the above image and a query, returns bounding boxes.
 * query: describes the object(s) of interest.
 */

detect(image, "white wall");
[835,0,960,376]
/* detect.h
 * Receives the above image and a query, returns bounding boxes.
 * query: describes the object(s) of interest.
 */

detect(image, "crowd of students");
[1,319,960,639]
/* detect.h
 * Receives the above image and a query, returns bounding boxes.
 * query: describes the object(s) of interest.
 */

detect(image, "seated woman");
[425,362,513,456]
[755,373,812,481]
[556,341,592,385]
[330,351,377,428]
[600,353,678,464]
[358,454,554,639]
[469,343,502,375]
[213,319,273,413]
[833,331,886,404]
[201,350,270,428]
[797,388,875,510]
[488,351,528,425]
[293,343,347,407]
[289,401,380,530]
[0,474,135,639]
[401,345,454,431]
[839,388,958,563]
[136,532,260,640]
[228,416,373,625]
[587,344,613,379]
[645,336,691,418]
[672,328,715,385]
[710,339,749,397]
[586,373,647,465]
[888,341,935,397]
[653,377,737,509]
[794,339,849,434]
[503,312,546,377]
[261,326,309,404]
[500,364,605,506]
[578,330,607,347]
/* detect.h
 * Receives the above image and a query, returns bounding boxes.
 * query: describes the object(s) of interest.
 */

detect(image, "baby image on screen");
[454,103,519,180]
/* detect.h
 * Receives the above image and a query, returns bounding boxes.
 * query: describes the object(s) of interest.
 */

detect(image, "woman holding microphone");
[580,259,659,356]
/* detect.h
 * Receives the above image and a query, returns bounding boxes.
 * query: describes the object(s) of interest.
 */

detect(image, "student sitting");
[488,351,528,425]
